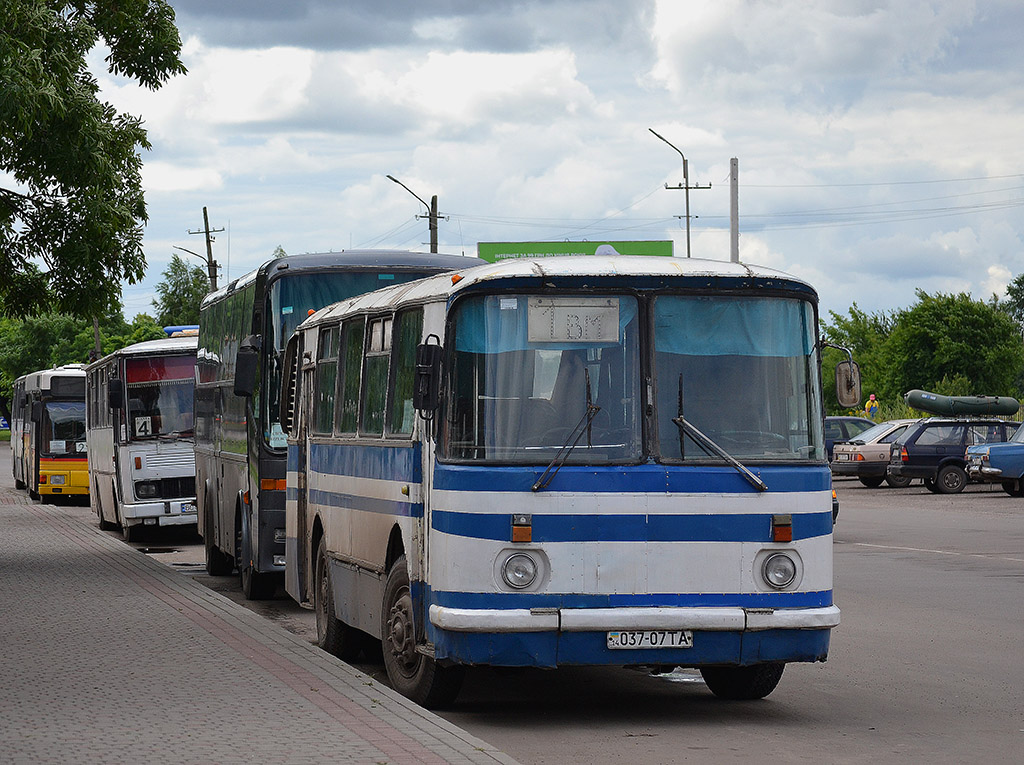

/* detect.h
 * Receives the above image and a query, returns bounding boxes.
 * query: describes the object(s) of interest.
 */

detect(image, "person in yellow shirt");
[865,393,879,419]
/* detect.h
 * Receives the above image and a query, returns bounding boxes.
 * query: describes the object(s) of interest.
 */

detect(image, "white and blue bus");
[282,255,856,707]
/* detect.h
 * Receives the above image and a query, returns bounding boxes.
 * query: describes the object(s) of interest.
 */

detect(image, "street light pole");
[174,245,217,292]
[649,128,710,258]
[387,174,438,253]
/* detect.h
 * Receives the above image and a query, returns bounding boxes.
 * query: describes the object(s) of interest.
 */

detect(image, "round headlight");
[501,553,538,589]
[762,552,797,589]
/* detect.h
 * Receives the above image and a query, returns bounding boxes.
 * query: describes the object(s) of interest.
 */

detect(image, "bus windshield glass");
[446,293,642,463]
[654,295,823,462]
[43,401,86,456]
[263,270,442,448]
[125,355,195,439]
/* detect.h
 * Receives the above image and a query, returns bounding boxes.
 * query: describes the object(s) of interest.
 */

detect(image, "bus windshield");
[446,294,642,463]
[263,270,442,448]
[654,295,823,461]
[125,355,195,440]
[42,401,87,457]
[444,291,823,464]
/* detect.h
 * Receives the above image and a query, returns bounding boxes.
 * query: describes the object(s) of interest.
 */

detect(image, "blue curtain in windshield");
[654,297,814,357]
[454,295,638,353]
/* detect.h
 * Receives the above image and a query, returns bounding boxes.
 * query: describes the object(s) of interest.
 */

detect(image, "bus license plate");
[607,630,693,649]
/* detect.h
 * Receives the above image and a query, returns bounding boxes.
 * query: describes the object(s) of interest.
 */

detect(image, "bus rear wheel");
[700,662,785,700]
[315,538,365,661]
[203,502,233,576]
[381,555,463,708]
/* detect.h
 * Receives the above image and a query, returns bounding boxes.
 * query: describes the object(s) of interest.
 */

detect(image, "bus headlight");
[762,553,797,589]
[135,481,159,499]
[501,553,538,589]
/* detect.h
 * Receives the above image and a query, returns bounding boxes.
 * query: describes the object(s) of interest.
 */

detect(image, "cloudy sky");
[94,0,1024,323]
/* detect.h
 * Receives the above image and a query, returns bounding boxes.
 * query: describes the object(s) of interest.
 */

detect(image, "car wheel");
[885,473,913,488]
[923,477,940,494]
[1001,480,1018,496]
[858,476,885,488]
[936,464,967,494]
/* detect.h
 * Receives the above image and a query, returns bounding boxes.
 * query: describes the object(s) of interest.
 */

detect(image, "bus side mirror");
[234,336,261,397]
[413,337,443,414]
[30,401,42,423]
[108,379,124,409]
[835,360,862,409]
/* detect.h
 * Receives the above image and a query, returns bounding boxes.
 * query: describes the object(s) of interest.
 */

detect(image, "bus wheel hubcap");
[387,592,417,671]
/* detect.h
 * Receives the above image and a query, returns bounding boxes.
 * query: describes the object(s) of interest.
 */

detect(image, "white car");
[831,419,919,488]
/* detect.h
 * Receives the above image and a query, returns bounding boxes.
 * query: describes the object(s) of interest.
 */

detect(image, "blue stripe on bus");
[427,587,833,610]
[306,488,423,518]
[431,509,832,542]
[308,442,422,482]
[433,463,831,494]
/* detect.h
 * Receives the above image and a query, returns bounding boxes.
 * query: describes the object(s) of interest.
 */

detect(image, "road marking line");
[851,542,1024,564]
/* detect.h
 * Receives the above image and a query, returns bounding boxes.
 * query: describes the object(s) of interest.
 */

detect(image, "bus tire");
[382,555,464,708]
[885,474,913,489]
[98,508,117,531]
[203,502,233,576]
[122,522,142,543]
[700,662,785,700]
[14,478,25,490]
[239,507,276,600]
[315,538,364,662]
[936,464,967,494]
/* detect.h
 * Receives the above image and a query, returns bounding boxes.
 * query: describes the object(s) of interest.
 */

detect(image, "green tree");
[883,290,1024,400]
[820,303,895,413]
[0,307,163,401]
[995,272,1024,330]
[152,254,209,326]
[271,245,287,259]
[0,0,186,319]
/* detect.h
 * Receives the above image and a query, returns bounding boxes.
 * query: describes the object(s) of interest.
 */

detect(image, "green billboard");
[476,240,674,263]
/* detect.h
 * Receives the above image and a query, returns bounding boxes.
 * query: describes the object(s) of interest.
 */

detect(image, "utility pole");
[387,175,439,253]
[649,129,711,258]
[188,206,223,290]
[730,157,739,263]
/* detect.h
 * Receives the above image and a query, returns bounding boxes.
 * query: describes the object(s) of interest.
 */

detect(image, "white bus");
[86,335,198,541]
[282,255,858,707]
[10,364,89,500]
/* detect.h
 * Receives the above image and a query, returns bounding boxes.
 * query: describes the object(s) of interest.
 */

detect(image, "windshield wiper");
[672,374,767,492]
[532,368,601,492]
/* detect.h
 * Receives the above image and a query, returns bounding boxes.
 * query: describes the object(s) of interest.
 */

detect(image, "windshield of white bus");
[654,295,823,462]
[125,355,195,440]
[42,401,86,457]
[446,294,643,463]
[263,270,444,448]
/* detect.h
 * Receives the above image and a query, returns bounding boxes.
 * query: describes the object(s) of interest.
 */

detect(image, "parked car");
[824,416,876,460]
[831,419,919,488]
[965,422,1024,495]
[888,417,1017,494]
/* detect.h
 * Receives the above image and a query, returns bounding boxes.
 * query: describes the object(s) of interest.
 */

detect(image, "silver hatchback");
[831,419,920,488]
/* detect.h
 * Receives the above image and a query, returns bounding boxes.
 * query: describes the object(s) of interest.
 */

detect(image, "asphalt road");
[114,477,1024,764]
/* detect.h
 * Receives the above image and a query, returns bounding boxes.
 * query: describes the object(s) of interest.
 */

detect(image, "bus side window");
[387,309,423,437]
[337,319,365,435]
[313,326,339,435]
[360,316,391,436]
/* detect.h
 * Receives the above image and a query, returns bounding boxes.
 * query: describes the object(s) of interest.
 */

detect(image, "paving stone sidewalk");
[0,470,518,764]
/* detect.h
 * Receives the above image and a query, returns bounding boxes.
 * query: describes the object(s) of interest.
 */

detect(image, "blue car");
[966,423,1024,495]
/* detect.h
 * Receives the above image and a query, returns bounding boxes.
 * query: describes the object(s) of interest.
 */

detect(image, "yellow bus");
[11,364,89,499]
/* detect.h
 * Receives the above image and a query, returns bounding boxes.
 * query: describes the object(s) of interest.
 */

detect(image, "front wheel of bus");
[315,538,364,661]
[382,555,464,708]
[700,662,785,700]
